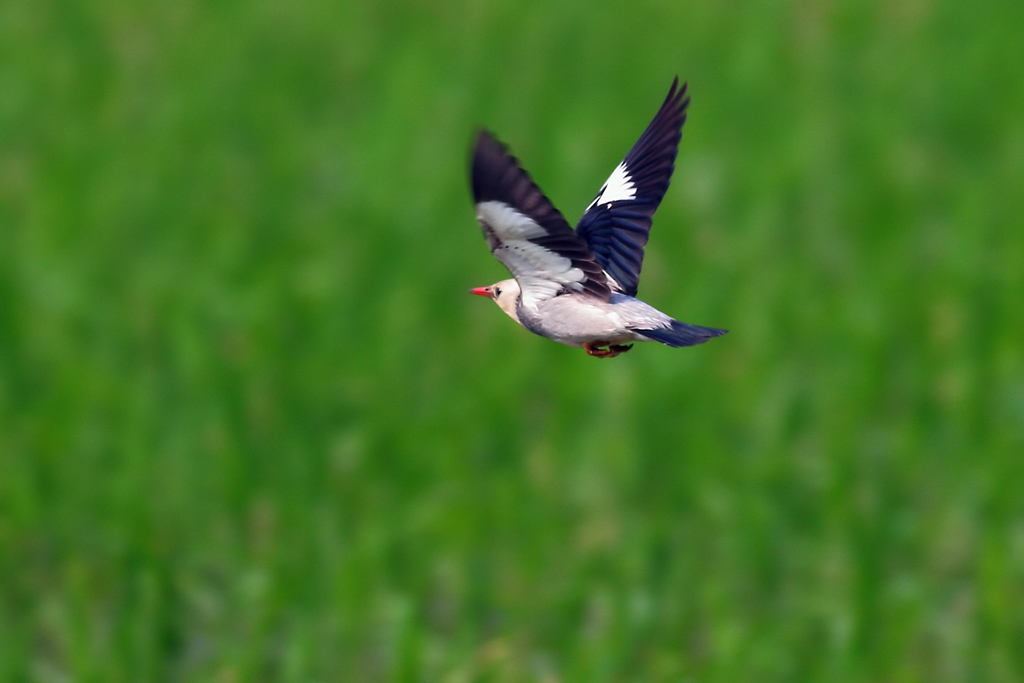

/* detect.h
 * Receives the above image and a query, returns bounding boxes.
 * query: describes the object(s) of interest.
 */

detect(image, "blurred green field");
[2,0,1024,680]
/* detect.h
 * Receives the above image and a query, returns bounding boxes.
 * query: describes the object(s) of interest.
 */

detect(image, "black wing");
[575,78,690,297]
[471,130,611,306]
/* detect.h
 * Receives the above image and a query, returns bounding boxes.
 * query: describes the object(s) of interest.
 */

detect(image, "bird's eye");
[493,287,501,297]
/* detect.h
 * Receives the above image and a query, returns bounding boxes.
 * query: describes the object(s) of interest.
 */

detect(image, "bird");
[468,77,727,358]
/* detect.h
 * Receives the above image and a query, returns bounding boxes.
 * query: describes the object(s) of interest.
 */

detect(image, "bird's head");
[469,278,522,324]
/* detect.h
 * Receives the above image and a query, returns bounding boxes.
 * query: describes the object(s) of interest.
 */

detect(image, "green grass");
[2,0,1024,679]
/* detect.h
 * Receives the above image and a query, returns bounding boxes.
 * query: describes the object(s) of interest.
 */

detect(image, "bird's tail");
[634,319,728,348]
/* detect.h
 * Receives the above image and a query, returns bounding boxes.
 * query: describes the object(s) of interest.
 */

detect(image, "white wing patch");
[476,200,586,309]
[587,161,636,210]
[602,269,625,293]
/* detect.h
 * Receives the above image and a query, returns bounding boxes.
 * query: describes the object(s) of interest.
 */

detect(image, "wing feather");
[576,77,690,297]
[471,130,610,307]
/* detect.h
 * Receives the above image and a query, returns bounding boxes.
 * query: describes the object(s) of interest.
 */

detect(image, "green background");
[2,0,1023,679]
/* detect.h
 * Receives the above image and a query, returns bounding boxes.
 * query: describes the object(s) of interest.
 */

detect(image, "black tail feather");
[634,320,727,348]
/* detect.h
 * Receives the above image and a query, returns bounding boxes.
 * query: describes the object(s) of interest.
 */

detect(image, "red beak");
[469,287,491,297]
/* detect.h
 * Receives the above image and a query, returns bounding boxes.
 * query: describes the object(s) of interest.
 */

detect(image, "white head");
[469,278,522,324]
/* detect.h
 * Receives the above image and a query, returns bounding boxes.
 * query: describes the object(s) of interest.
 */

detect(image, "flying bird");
[469,77,726,358]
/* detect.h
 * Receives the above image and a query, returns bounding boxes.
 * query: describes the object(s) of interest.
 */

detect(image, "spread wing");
[471,130,611,308]
[575,77,690,297]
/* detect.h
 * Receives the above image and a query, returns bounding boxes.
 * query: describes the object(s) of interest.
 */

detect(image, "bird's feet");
[584,342,634,358]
